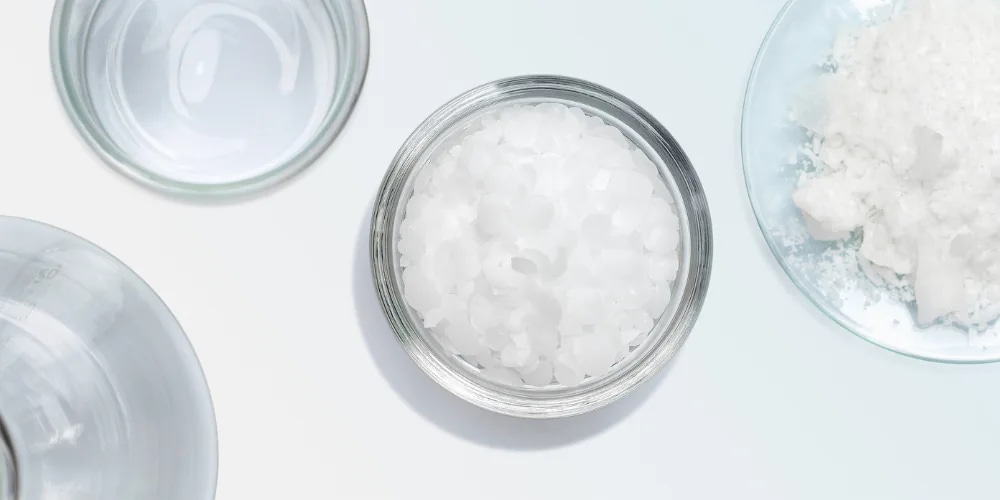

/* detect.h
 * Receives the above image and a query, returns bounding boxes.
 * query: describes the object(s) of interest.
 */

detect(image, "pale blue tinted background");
[4,0,1000,498]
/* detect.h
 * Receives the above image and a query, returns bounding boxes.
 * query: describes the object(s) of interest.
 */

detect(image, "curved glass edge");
[0,416,15,500]
[49,0,371,200]
[371,75,714,418]
[739,0,1000,364]
[0,215,220,495]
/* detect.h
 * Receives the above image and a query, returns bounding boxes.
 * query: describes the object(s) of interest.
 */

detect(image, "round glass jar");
[50,0,369,198]
[371,75,713,418]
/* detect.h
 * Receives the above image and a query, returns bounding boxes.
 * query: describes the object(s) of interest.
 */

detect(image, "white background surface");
[4,0,1000,498]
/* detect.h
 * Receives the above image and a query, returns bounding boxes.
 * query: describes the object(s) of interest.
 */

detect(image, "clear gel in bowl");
[52,0,369,197]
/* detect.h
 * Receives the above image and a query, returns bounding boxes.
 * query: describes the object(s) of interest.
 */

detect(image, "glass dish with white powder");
[371,75,713,418]
[744,0,1000,362]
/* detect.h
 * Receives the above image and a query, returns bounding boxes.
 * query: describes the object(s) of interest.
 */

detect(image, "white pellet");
[520,360,555,387]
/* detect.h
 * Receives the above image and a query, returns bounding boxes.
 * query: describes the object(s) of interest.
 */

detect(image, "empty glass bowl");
[0,217,217,499]
[742,0,1000,362]
[371,75,713,418]
[51,0,369,198]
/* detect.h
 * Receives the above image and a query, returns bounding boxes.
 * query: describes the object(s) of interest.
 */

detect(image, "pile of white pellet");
[398,103,680,388]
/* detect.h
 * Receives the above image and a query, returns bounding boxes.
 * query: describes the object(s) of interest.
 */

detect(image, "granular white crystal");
[792,0,1000,327]
[399,103,681,388]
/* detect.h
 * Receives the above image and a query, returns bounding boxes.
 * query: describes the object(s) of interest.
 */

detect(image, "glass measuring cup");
[0,217,217,499]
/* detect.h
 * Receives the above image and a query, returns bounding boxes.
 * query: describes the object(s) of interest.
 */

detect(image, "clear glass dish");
[371,75,713,418]
[0,216,217,499]
[50,0,369,198]
[742,0,1000,362]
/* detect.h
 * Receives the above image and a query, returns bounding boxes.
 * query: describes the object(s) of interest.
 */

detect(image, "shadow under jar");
[371,75,713,418]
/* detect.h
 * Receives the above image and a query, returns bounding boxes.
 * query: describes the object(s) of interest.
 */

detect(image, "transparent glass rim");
[740,0,997,364]
[0,417,15,500]
[49,0,371,200]
[371,75,714,418]
[0,215,219,496]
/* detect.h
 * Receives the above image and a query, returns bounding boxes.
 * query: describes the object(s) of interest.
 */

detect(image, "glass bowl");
[742,0,1000,362]
[371,75,713,418]
[0,216,217,499]
[50,0,369,199]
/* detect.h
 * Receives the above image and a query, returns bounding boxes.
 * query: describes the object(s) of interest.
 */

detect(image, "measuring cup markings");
[0,261,63,323]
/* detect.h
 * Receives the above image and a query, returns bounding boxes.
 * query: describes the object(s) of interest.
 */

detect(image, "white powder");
[792,0,1000,327]
[399,103,680,388]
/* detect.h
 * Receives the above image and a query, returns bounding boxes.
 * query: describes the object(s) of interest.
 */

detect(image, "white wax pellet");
[510,256,538,275]
[644,225,680,254]
[631,149,660,181]
[596,124,630,150]
[453,239,482,278]
[609,169,653,201]
[649,255,680,283]
[518,164,538,190]
[564,288,605,325]
[402,267,440,313]
[474,349,501,369]
[644,197,675,230]
[422,308,446,329]
[528,328,559,358]
[612,199,648,233]
[554,352,586,387]
[517,195,555,232]
[500,331,534,368]
[440,294,468,323]
[584,115,604,131]
[482,246,525,289]
[469,293,500,330]
[477,194,510,236]
[431,246,460,291]
[482,367,523,386]
[479,115,504,144]
[572,334,618,377]
[610,281,655,311]
[520,360,555,387]
[602,249,643,282]
[485,328,511,353]
[504,109,540,149]
[500,343,532,368]
[590,169,613,191]
[519,249,553,276]
[646,283,673,320]
[581,213,612,245]
[618,309,655,345]
[398,231,426,259]
[446,320,483,356]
